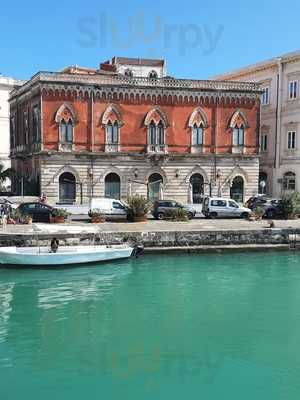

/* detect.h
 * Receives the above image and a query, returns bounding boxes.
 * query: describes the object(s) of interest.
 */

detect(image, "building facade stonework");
[9,57,261,205]
[0,76,24,188]
[214,50,300,197]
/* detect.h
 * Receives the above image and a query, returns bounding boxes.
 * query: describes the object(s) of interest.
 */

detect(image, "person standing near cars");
[3,200,12,218]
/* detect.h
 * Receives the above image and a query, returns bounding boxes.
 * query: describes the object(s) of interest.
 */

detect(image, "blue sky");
[1,0,300,80]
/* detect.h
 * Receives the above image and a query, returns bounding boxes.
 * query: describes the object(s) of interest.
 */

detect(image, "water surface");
[1,252,300,399]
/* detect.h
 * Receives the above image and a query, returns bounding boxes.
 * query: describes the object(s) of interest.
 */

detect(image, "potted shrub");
[11,208,21,224]
[280,192,300,219]
[126,195,150,222]
[90,209,106,223]
[21,214,33,225]
[253,205,265,220]
[164,208,189,221]
[51,208,70,223]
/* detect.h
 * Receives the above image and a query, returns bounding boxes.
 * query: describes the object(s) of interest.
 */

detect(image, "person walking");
[40,192,47,204]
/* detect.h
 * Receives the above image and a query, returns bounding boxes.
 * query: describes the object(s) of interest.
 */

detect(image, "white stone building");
[0,76,24,190]
[214,50,300,197]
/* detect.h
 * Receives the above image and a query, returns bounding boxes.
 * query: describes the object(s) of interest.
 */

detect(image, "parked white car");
[202,197,251,219]
[89,198,128,221]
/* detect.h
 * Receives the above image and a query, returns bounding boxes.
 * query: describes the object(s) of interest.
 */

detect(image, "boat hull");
[0,245,133,266]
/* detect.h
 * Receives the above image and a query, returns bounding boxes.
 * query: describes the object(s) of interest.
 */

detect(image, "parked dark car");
[245,196,284,218]
[245,195,269,210]
[262,200,285,219]
[152,200,196,220]
[17,202,54,222]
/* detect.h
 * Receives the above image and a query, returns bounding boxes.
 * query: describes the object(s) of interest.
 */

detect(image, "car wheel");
[188,212,194,220]
[210,212,218,219]
[266,210,275,219]
[241,212,249,219]
[157,212,165,220]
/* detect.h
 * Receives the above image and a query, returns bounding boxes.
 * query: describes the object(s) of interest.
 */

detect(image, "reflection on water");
[37,263,132,309]
[0,283,14,343]
[1,253,300,399]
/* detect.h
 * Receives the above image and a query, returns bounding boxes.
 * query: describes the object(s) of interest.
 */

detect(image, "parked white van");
[89,198,128,221]
[202,197,251,219]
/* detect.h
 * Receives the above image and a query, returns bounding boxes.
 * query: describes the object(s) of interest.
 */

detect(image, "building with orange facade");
[9,57,261,205]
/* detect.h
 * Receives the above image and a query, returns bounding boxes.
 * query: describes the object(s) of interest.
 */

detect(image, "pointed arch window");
[233,124,245,146]
[157,121,164,145]
[60,118,73,143]
[149,121,156,145]
[106,120,119,144]
[188,107,208,153]
[192,123,204,146]
[148,120,166,152]
[144,108,168,153]
[32,106,40,142]
[149,70,158,79]
[102,104,122,152]
[55,103,77,151]
[124,69,133,78]
[229,110,248,153]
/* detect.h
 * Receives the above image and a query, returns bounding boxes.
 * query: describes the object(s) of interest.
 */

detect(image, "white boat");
[0,245,134,267]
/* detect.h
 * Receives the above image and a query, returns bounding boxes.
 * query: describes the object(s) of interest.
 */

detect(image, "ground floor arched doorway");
[230,176,244,203]
[148,173,163,201]
[190,173,204,204]
[105,173,121,199]
[59,172,76,203]
[258,172,268,195]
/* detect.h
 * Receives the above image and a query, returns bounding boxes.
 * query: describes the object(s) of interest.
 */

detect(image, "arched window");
[60,119,67,141]
[105,173,121,199]
[233,124,244,146]
[149,121,156,145]
[230,176,244,203]
[148,173,163,201]
[189,173,204,204]
[283,171,296,190]
[124,69,133,77]
[106,120,119,144]
[32,106,40,141]
[148,120,165,150]
[55,103,77,149]
[23,111,29,145]
[60,119,73,143]
[144,108,168,153]
[59,172,76,204]
[102,104,122,152]
[192,123,204,146]
[188,107,208,153]
[149,71,158,79]
[157,121,164,145]
[66,119,73,142]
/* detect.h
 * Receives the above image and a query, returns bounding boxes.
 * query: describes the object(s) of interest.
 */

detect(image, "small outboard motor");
[122,236,144,258]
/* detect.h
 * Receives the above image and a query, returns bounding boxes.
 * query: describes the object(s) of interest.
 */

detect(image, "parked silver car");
[202,197,251,219]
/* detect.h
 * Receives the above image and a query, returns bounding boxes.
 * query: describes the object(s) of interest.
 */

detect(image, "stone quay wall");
[0,228,297,250]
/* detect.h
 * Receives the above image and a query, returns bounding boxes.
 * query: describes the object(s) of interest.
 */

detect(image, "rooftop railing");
[10,71,261,99]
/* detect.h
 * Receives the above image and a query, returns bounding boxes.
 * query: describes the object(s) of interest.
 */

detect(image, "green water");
[1,252,300,399]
